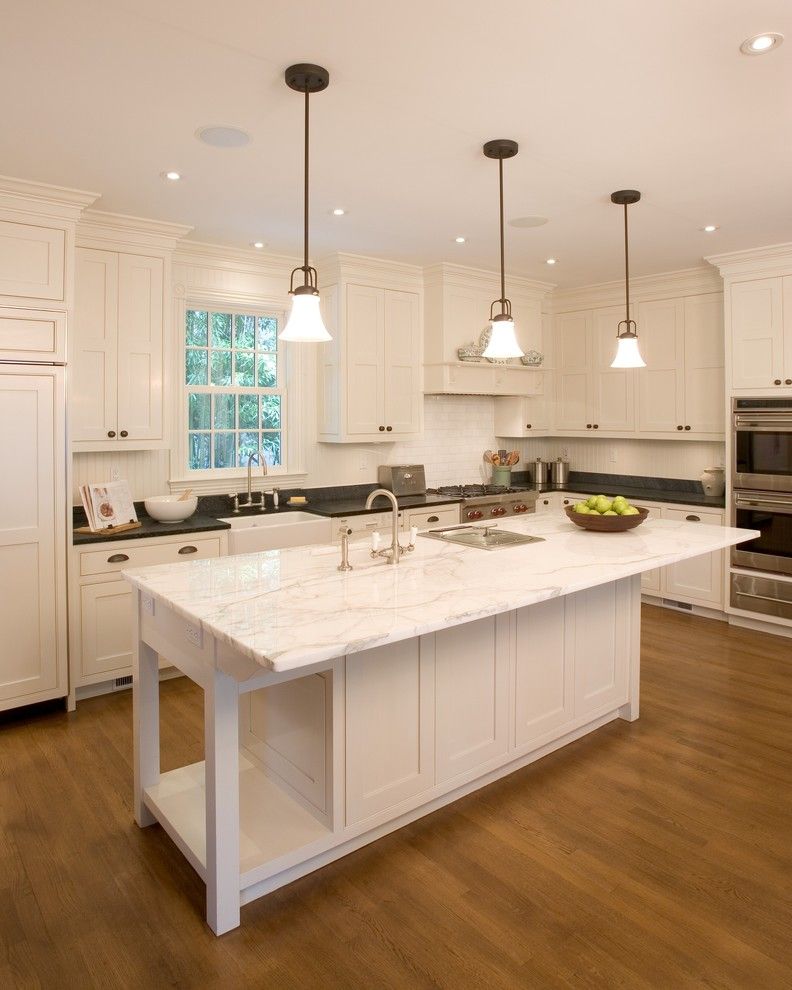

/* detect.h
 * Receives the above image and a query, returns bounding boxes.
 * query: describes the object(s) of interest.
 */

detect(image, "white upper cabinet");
[730,278,784,390]
[318,258,422,442]
[554,311,591,431]
[590,306,635,432]
[0,219,65,305]
[72,247,165,449]
[636,298,685,433]
[683,294,725,433]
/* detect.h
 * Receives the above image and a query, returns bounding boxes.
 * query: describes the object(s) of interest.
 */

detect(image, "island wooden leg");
[204,667,240,935]
[133,596,159,827]
[618,574,642,723]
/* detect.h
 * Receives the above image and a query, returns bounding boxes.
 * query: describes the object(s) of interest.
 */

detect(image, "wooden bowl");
[564,504,650,532]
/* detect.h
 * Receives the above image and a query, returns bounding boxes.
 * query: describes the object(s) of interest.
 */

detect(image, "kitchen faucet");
[365,488,414,565]
[244,451,268,510]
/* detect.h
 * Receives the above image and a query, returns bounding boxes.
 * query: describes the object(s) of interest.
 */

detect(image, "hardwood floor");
[2,605,791,989]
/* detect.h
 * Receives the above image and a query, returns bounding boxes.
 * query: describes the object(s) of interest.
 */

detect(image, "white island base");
[132,574,641,935]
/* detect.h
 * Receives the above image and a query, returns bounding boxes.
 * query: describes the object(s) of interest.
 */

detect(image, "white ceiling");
[2,0,791,287]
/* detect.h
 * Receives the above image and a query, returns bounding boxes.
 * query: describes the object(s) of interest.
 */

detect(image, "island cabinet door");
[434,616,509,784]
[570,582,630,718]
[513,597,574,751]
[345,638,434,826]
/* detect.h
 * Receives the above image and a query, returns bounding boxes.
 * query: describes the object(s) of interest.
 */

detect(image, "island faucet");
[365,488,414,565]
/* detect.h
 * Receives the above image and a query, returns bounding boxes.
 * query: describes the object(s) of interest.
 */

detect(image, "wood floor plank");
[1,604,791,988]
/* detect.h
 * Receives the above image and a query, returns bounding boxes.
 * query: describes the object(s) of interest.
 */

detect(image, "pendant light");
[482,139,524,359]
[279,63,332,343]
[610,189,645,368]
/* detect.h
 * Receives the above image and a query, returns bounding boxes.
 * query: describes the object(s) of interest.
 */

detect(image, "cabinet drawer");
[79,536,221,576]
[0,307,66,362]
[405,506,460,530]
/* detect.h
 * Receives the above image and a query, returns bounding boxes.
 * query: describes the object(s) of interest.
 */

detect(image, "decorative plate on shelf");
[457,343,483,362]
[520,349,544,366]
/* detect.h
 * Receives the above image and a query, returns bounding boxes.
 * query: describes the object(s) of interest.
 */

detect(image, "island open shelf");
[126,513,756,934]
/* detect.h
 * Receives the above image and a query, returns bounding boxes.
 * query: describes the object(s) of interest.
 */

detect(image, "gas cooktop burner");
[430,484,519,498]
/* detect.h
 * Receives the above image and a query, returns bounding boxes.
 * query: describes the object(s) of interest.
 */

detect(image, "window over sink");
[184,307,285,473]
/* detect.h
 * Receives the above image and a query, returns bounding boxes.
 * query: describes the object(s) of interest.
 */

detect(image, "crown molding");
[0,174,99,223]
[423,262,555,298]
[174,239,301,279]
[705,242,792,279]
[77,209,193,253]
[550,266,722,313]
[318,251,424,290]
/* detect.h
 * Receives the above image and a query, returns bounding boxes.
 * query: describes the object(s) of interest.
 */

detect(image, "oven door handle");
[734,495,792,514]
[733,590,790,606]
[734,418,792,430]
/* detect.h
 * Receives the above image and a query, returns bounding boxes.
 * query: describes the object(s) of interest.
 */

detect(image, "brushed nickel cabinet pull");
[107,553,129,563]
[178,545,198,555]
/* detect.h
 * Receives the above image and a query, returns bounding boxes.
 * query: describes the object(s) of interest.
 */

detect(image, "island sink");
[421,525,544,550]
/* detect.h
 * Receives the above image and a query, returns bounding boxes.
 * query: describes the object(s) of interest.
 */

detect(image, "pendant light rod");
[610,189,640,328]
[609,189,645,368]
[483,139,518,320]
[303,87,310,277]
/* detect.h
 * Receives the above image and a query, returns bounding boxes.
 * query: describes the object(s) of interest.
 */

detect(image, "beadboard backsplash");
[72,395,724,502]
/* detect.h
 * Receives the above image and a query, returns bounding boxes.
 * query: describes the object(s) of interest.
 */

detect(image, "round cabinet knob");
[386,426,392,432]
[593,424,599,429]
[120,430,128,438]
[676,425,683,431]
[563,499,570,505]
[526,424,532,429]
[786,380,792,386]
[586,424,592,429]
[107,430,116,438]
[684,425,691,431]
[774,379,782,385]
[543,499,549,505]
[378,425,385,431]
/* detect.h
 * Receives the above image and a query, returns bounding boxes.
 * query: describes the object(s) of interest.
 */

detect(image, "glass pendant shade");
[482,317,524,359]
[611,333,646,368]
[279,291,331,343]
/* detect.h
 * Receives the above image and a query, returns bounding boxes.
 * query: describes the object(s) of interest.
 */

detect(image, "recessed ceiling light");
[331,208,346,216]
[702,224,719,233]
[251,241,265,249]
[740,32,783,55]
[545,257,558,265]
[161,170,181,182]
[196,126,250,148]
[455,236,466,243]
[509,216,549,228]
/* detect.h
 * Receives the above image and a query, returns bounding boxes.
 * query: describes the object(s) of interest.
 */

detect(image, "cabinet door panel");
[555,311,591,429]
[684,294,724,434]
[345,284,384,435]
[591,307,635,432]
[730,279,783,390]
[0,220,65,302]
[73,248,118,442]
[783,277,792,382]
[0,371,64,706]
[116,254,164,441]
[571,583,629,716]
[662,508,724,607]
[514,598,573,748]
[637,299,685,433]
[383,290,420,435]
[435,617,508,782]
[79,581,133,678]
[346,638,434,824]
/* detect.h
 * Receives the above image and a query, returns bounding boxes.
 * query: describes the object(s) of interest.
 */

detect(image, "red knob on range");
[467,509,483,520]
[491,506,506,516]
[514,503,527,513]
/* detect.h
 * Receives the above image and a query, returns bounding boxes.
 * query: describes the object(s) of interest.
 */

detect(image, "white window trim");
[170,291,308,494]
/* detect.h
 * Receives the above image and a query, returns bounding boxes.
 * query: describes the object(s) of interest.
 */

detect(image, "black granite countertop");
[303,493,462,518]
[511,471,726,509]
[72,506,231,546]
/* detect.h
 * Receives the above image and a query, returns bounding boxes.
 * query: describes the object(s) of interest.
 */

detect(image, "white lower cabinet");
[69,531,225,695]
[435,616,509,783]
[344,583,632,827]
[345,637,435,825]
[660,507,725,607]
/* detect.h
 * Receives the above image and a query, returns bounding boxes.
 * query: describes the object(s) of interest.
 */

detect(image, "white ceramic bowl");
[144,495,198,523]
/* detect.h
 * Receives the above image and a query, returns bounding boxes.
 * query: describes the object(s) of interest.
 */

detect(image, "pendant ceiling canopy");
[481,139,524,360]
[279,63,332,343]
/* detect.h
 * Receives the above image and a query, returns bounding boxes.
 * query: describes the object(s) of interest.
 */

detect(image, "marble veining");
[123,515,756,677]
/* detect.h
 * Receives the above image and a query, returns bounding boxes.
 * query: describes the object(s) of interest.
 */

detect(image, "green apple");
[612,495,628,510]
[621,505,640,516]
[574,503,591,514]
[603,510,618,516]
[586,496,599,509]
[595,496,613,514]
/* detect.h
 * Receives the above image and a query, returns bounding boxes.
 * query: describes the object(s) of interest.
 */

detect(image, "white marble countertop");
[123,516,756,677]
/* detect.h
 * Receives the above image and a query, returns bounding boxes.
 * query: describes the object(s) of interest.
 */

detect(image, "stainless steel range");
[427,485,537,522]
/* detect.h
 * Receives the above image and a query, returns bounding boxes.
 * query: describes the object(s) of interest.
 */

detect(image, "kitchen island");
[125,514,755,934]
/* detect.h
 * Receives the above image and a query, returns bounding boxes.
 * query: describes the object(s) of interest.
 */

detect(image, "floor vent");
[113,675,134,689]
[662,599,693,611]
